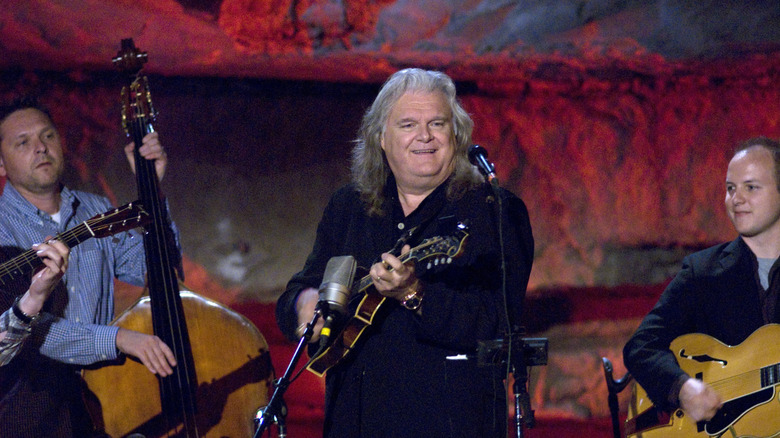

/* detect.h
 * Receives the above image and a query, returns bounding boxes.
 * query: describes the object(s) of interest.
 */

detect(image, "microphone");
[468,144,498,186]
[316,255,356,347]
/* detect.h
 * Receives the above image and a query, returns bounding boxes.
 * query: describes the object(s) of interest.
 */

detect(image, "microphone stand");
[471,146,539,438]
[254,307,324,438]
[491,180,535,438]
[510,333,535,438]
[490,181,534,438]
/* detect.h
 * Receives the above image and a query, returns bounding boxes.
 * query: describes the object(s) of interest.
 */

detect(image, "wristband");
[12,296,40,325]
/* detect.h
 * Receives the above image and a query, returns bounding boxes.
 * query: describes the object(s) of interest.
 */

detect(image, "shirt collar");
[384,173,450,215]
[0,182,77,224]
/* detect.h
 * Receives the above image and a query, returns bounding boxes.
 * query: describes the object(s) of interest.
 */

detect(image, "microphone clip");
[468,144,499,187]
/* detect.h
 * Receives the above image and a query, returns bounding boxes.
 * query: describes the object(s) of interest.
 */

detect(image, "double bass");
[82,39,272,437]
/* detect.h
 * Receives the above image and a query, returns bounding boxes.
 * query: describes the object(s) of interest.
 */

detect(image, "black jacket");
[623,237,775,411]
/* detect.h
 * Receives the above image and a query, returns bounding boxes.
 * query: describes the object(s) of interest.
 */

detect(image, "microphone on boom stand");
[469,143,548,437]
[254,255,356,438]
[316,255,357,348]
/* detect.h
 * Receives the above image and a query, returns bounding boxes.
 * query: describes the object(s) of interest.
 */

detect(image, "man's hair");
[0,96,53,142]
[734,136,780,192]
[350,68,483,216]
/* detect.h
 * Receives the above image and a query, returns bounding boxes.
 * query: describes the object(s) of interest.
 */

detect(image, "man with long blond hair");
[277,68,534,437]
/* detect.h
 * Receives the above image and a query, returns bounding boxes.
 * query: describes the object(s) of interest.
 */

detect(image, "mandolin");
[306,223,469,376]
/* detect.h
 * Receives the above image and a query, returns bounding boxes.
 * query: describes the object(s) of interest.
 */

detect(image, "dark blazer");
[623,237,769,411]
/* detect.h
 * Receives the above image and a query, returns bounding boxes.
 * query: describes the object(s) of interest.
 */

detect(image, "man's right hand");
[296,287,324,342]
[679,377,723,421]
[116,328,177,377]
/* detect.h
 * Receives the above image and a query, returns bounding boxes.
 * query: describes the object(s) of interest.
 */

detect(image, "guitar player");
[624,136,780,426]
[276,68,534,438]
[0,96,179,437]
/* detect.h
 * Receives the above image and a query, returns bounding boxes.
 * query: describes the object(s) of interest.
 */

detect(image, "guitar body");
[82,289,273,437]
[627,324,780,438]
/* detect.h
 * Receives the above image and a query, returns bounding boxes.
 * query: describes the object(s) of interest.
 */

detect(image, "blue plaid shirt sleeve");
[35,314,122,364]
[0,306,33,366]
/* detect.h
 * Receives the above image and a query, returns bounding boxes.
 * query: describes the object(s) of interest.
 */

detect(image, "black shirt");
[277,177,534,438]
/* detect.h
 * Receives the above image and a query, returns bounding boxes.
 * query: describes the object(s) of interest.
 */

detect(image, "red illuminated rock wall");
[2,0,780,432]
[6,69,778,301]
[468,72,780,288]
[2,65,778,430]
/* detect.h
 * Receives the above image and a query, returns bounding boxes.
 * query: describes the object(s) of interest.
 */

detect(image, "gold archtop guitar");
[626,323,780,438]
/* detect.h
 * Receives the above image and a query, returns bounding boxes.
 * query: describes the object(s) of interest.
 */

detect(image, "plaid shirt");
[0,303,34,366]
[0,183,177,366]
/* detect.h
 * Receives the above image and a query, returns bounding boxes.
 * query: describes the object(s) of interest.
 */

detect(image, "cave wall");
[4,64,775,428]
[4,1,780,80]
[4,67,777,304]
[468,71,780,288]
[3,0,780,428]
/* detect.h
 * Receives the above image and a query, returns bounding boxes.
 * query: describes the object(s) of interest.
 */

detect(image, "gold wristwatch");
[401,289,423,311]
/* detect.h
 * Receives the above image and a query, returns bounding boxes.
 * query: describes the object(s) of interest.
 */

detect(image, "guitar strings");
[707,367,769,401]
[130,95,199,435]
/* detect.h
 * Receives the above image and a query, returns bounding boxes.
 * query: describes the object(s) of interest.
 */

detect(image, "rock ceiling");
[2,0,780,82]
